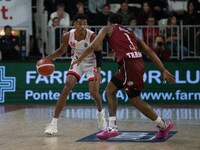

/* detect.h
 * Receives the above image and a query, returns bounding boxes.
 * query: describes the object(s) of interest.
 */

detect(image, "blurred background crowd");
[0,0,200,61]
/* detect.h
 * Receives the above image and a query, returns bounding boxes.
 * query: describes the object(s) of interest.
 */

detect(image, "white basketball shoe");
[44,123,58,135]
[97,110,107,130]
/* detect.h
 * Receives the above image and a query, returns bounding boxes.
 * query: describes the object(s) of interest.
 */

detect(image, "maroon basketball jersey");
[108,24,142,62]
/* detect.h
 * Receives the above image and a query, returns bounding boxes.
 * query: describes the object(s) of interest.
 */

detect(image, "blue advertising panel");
[0,61,199,104]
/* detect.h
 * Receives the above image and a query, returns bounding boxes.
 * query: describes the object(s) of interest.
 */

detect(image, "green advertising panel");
[0,61,199,104]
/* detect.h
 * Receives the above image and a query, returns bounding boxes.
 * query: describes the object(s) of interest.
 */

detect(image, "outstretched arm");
[137,39,175,84]
[71,26,108,67]
[92,33,103,83]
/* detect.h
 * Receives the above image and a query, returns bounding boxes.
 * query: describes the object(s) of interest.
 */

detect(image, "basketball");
[36,58,55,76]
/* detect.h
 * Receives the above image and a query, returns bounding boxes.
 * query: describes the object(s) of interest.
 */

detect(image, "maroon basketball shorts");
[111,58,145,98]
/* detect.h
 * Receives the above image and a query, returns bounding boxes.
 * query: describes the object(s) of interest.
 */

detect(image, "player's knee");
[105,87,110,95]
[130,97,140,106]
[63,83,72,94]
[106,85,115,96]
[130,96,145,107]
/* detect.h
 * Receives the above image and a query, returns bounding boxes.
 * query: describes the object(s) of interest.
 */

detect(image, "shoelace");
[107,126,118,132]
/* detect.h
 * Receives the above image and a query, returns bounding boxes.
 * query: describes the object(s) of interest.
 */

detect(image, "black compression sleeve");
[94,51,102,68]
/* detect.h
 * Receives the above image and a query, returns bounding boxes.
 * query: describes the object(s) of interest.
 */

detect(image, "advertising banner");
[0,0,32,34]
[0,61,199,104]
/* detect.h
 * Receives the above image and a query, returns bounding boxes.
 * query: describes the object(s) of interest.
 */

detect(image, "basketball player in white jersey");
[43,13,107,135]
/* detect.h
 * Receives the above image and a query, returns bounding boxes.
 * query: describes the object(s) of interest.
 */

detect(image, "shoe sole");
[44,131,58,135]
[96,132,119,140]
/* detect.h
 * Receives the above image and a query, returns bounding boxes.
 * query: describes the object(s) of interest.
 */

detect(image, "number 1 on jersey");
[124,33,137,51]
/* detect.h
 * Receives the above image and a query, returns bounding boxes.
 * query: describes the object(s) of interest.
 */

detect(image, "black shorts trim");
[127,90,141,98]
[111,76,124,90]
[111,75,141,98]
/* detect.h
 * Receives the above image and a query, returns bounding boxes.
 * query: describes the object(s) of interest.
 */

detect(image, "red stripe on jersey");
[90,32,95,43]
[88,77,97,81]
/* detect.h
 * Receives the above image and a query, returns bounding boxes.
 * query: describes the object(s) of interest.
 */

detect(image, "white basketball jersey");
[68,28,96,62]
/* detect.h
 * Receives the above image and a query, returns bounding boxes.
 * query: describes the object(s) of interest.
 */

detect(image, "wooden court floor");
[0,104,200,150]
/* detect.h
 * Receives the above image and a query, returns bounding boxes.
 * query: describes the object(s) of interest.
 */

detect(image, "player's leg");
[85,62,107,130]
[105,81,118,118]
[45,63,83,135]
[96,78,121,140]
[85,64,103,111]
[44,74,78,135]
[105,72,125,129]
[88,80,107,130]
[54,75,77,118]
[125,58,173,139]
[130,96,158,121]
[129,95,174,139]
[88,80,102,111]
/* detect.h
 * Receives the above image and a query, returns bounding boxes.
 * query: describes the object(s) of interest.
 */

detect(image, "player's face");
[74,19,87,34]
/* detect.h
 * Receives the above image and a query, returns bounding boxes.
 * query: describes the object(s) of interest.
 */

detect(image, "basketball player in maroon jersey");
[71,14,175,140]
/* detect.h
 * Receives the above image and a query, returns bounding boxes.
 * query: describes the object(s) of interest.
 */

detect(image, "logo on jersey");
[70,41,76,48]
[127,81,134,86]
[84,42,88,48]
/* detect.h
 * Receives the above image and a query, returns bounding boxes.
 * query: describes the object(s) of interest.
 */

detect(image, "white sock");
[109,116,116,127]
[154,116,167,128]
[51,118,58,125]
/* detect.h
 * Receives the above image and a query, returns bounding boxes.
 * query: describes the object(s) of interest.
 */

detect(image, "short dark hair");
[129,15,136,23]
[76,0,85,5]
[108,13,123,24]
[103,3,110,8]
[52,17,60,21]
[4,25,12,31]
[73,13,88,23]
[56,3,65,9]
[120,0,128,4]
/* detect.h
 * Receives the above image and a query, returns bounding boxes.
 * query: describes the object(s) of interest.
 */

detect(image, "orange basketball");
[36,58,55,76]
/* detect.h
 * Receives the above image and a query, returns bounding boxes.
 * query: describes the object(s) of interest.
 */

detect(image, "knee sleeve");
[127,89,141,98]
[111,76,123,90]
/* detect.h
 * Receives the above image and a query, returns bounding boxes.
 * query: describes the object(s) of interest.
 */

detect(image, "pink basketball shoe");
[155,120,174,139]
[96,126,119,140]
